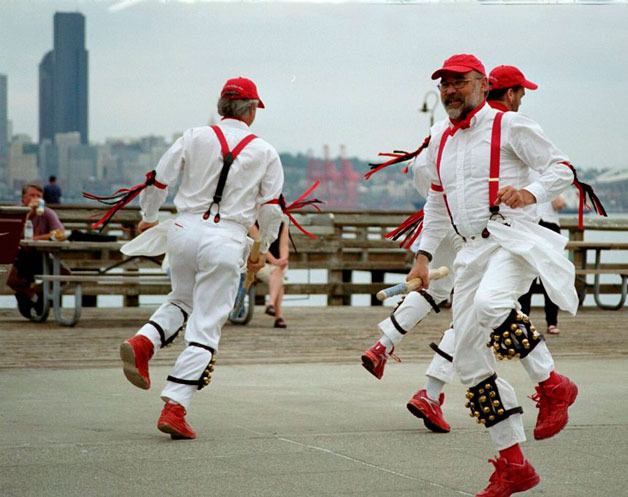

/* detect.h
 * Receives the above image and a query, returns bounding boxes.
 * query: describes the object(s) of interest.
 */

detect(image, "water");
[2,215,626,309]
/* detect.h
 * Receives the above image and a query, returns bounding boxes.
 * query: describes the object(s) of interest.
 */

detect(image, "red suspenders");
[203,125,257,222]
[432,112,504,238]
[434,127,459,236]
[488,112,504,213]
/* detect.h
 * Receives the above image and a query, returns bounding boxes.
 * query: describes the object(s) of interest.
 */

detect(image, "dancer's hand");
[138,220,158,233]
[407,253,430,289]
[247,252,266,273]
[495,186,536,208]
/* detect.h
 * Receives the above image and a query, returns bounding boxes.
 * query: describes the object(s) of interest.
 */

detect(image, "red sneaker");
[361,342,396,379]
[120,335,154,390]
[476,457,540,497]
[406,389,451,433]
[532,373,578,440]
[157,402,197,440]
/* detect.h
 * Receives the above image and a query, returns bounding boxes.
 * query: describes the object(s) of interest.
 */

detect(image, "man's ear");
[480,76,489,93]
[506,88,515,104]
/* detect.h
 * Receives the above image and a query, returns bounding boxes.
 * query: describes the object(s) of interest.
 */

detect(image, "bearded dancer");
[406,53,607,497]
[361,64,589,450]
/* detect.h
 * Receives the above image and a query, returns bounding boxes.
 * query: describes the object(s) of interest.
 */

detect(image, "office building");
[39,12,89,144]
[0,74,8,176]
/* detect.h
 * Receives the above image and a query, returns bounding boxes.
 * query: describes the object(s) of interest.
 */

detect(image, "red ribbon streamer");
[266,180,324,239]
[82,170,166,230]
[365,136,431,180]
[385,209,425,249]
[560,162,607,231]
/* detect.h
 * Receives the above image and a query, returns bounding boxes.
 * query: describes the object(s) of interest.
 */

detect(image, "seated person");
[250,220,289,328]
[6,183,65,318]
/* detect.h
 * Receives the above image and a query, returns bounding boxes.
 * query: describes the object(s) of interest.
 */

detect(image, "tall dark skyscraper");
[0,74,7,165]
[39,12,89,144]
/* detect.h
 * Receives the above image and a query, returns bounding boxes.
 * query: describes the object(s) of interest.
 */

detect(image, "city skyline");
[1,1,627,170]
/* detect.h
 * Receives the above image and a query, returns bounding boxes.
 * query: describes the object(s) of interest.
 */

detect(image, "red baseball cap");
[489,65,538,90]
[431,54,486,80]
[220,77,265,108]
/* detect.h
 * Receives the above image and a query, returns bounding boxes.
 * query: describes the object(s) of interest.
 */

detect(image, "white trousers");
[425,328,457,384]
[378,227,554,390]
[138,213,247,409]
[452,236,543,449]
[426,328,554,385]
[378,230,460,344]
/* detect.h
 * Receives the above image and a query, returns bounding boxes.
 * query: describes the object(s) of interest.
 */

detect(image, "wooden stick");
[244,240,261,289]
[375,266,449,301]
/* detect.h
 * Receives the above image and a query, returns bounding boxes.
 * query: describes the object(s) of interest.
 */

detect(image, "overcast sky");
[1,0,627,170]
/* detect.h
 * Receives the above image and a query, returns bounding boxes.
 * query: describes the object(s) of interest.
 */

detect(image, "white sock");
[425,375,446,402]
[378,335,394,353]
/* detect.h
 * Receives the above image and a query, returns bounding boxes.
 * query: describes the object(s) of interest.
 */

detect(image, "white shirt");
[140,118,284,252]
[536,201,561,225]
[410,121,450,198]
[418,103,574,255]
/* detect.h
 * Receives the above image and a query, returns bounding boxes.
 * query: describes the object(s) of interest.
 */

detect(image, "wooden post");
[328,269,350,306]
[370,270,384,306]
[567,224,587,306]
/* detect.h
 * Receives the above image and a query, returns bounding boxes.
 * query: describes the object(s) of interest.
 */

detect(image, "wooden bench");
[1,240,168,326]
[567,241,628,310]
[3,209,626,324]
[29,272,171,326]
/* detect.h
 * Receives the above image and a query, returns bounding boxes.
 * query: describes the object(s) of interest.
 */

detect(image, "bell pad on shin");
[167,343,217,390]
[487,309,543,360]
[198,356,217,390]
[465,373,523,428]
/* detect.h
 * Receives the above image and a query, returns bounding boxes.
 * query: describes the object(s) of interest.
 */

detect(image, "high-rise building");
[39,12,89,145]
[39,52,55,144]
[0,74,8,176]
[8,135,39,190]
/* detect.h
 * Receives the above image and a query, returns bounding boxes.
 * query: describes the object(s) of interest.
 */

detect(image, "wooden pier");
[0,305,625,371]
[2,206,627,317]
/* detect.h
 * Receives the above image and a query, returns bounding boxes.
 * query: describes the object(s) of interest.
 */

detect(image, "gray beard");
[445,106,463,119]
[445,93,483,120]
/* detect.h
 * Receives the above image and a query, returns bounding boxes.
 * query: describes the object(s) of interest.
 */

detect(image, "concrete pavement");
[1,357,627,497]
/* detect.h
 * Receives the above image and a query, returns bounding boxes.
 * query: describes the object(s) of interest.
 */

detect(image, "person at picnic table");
[7,183,65,319]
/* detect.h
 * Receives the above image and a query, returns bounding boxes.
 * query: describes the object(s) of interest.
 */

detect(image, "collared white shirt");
[418,103,574,255]
[140,118,284,252]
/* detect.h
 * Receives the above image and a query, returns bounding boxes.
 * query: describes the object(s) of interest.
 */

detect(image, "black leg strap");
[166,376,198,386]
[167,351,217,391]
[171,303,188,322]
[429,342,453,363]
[419,289,441,313]
[389,313,408,335]
[148,320,179,348]
[189,342,216,355]
[465,373,523,428]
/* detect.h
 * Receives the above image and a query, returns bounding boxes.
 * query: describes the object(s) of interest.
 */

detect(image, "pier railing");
[1,205,626,309]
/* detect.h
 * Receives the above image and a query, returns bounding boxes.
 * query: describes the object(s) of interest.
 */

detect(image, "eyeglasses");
[437,78,483,91]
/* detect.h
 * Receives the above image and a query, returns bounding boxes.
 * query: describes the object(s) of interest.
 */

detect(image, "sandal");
[274,317,287,329]
[265,305,276,316]
[547,325,560,335]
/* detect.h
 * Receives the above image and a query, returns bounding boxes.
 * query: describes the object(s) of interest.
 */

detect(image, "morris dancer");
[361,64,589,445]
[94,77,284,439]
[409,53,604,496]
